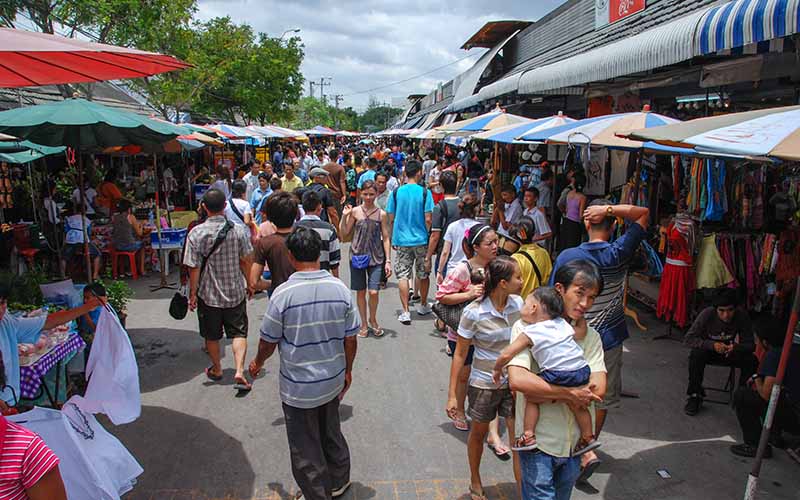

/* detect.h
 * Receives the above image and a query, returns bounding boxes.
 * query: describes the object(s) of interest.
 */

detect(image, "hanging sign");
[596,0,646,28]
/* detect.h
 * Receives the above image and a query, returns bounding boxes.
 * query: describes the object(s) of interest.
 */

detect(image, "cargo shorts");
[394,245,429,280]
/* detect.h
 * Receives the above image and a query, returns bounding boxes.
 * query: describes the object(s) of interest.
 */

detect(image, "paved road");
[115,261,799,500]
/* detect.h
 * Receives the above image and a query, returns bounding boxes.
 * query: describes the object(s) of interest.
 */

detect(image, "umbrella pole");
[744,277,800,500]
[78,153,93,283]
[26,163,37,225]
[150,154,177,292]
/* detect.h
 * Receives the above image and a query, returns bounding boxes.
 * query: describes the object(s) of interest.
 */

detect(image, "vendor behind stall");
[111,199,146,277]
[95,170,123,217]
[0,283,105,406]
[60,201,102,281]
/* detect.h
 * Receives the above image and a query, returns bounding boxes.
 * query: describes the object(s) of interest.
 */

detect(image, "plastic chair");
[110,245,139,280]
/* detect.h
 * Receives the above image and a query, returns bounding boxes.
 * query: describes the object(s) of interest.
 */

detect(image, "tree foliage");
[284,97,402,132]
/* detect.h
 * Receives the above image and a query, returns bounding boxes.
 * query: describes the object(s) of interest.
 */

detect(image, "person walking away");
[511,216,553,299]
[225,180,255,231]
[297,191,341,278]
[250,173,272,225]
[242,161,262,202]
[446,256,523,500]
[308,168,339,227]
[183,189,254,391]
[550,200,648,482]
[111,199,147,277]
[324,149,348,217]
[339,181,392,338]
[248,227,359,500]
[557,173,587,251]
[250,192,298,296]
[521,187,552,248]
[494,185,523,240]
[386,160,434,325]
[436,223,497,432]
[426,170,461,299]
[436,193,480,282]
[60,201,102,280]
[506,260,607,499]
[272,145,284,177]
[282,162,304,194]
[343,154,357,205]
[683,288,757,416]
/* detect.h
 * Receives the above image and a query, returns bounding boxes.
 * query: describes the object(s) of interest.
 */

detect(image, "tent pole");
[150,154,177,292]
[744,277,800,500]
[78,152,92,283]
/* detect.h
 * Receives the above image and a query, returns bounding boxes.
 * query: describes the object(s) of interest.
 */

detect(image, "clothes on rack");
[695,233,734,289]
[704,160,727,222]
[657,220,696,327]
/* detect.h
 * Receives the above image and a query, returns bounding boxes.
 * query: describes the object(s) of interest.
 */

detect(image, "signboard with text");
[596,0,646,28]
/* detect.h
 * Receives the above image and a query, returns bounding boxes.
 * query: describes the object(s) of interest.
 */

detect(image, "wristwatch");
[606,206,614,216]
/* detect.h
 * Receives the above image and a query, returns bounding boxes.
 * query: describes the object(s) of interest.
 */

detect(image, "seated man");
[730,314,800,458]
[684,289,758,416]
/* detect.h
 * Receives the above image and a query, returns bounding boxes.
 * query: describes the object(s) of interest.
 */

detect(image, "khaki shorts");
[394,245,429,280]
[467,386,515,423]
[596,344,623,410]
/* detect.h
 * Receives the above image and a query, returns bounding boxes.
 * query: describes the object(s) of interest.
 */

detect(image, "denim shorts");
[350,263,383,291]
[447,340,474,365]
[63,242,100,258]
[539,365,591,387]
[115,241,143,252]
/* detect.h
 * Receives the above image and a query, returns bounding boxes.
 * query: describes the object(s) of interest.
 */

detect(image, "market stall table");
[20,333,85,407]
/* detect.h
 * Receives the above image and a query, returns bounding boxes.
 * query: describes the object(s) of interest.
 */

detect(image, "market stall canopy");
[0,98,185,148]
[0,27,189,88]
[0,139,64,163]
[471,112,575,144]
[304,125,336,136]
[622,104,800,160]
[408,129,448,140]
[436,108,530,133]
[180,123,228,139]
[246,125,308,141]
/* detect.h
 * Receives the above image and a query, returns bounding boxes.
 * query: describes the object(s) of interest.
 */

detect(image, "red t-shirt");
[0,419,60,499]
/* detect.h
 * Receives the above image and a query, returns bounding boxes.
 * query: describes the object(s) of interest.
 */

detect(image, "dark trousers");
[686,348,758,396]
[283,398,350,500]
[734,387,799,446]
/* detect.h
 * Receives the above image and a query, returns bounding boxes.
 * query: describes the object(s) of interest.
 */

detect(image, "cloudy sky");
[196,0,564,111]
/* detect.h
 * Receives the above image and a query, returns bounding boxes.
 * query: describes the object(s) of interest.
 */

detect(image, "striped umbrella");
[436,106,530,133]
[622,104,800,160]
[471,112,575,144]
[408,129,448,140]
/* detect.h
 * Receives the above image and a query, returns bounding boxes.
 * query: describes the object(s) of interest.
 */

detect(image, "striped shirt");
[458,295,523,389]
[0,420,59,499]
[296,215,341,270]
[550,222,645,350]
[260,270,360,409]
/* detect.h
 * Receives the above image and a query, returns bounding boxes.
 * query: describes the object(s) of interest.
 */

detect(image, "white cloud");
[196,0,564,110]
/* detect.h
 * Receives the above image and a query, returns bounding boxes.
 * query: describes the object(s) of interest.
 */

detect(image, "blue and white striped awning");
[696,0,800,55]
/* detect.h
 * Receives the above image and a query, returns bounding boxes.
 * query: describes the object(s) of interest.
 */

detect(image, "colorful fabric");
[20,334,85,400]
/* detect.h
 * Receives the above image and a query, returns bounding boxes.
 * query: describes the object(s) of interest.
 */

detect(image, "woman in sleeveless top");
[558,172,587,251]
[340,180,391,338]
[111,199,146,276]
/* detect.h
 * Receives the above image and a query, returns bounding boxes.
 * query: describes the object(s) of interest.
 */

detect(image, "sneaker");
[416,303,432,316]
[398,311,411,325]
[684,394,702,416]
[730,443,772,459]
[332,481,352,498]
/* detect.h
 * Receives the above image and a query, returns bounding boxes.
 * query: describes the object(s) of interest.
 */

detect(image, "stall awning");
[448,73,521,113]
[518,8,709,95]
[696,0,800,55]
[418,109,446,130]
[451,30,520,108]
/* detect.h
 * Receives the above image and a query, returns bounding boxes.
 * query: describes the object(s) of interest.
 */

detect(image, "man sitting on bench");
[683,288,758,416]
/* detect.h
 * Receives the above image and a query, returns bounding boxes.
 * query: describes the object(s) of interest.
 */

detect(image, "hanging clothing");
[8,403,143,500]
[82,308,141,425]
[657,222,695,327]
[704,160,727,221]
[696,234,734,289]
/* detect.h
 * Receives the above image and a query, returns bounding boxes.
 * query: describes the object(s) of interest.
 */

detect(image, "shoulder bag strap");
[199,221,234,284]
[517,249,542,285]
[229,197,246,223]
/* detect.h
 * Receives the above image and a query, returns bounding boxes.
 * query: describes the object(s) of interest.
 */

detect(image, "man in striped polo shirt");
[249,226,359,500]
[297,190,341,278]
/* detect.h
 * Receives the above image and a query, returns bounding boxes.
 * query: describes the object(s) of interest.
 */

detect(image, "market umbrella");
[435,106,530,133]
[303,125,336,136]
[0,27,189,88]
[0,140,65,163]
[0,98,185,282]
[471,112,575,144]
[621,104,800,160]
[408,129,448,140]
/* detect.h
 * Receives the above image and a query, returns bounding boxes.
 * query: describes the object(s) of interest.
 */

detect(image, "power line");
[340,52,481,97]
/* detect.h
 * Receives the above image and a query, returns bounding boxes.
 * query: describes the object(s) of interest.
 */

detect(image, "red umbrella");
[0,28,189,88]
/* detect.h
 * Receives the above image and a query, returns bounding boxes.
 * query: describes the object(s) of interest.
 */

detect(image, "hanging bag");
[431,262,473,330]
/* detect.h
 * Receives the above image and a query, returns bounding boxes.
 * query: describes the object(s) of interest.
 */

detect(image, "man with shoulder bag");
[183,189,255,392]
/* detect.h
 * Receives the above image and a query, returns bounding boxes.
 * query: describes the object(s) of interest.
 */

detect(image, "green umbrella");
[0,140,65,164]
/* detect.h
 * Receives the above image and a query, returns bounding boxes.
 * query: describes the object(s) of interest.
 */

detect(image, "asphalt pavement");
[114,258,800,500]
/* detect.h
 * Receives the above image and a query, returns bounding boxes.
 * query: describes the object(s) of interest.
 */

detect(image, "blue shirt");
[357,169,377,189]
[260,270,360,409]
[0,314,46,404]
[386,183,433,247]
[250,187,272,224]
[550,222,646,351]
[760,343,800,404]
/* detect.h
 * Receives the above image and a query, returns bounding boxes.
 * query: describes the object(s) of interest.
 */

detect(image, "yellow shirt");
[507,322,606,458]
[512,243,553,299]
[281,175,305,193]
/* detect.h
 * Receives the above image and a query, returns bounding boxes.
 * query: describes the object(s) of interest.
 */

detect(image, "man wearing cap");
[308,167,339,227]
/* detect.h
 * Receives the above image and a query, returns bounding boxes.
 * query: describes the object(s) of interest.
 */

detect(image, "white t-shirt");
[497,198,522,237]
[523,206,552,247]
[443,217,477,274]
[65,214,91,244]
[210,179,231,198]
[524,317,588,373]
[242,171,261,201]
[72,187,97,215]
[224,197,252,226]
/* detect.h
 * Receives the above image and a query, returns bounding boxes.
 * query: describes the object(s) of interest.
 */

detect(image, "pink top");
[0,419,60,500]
[566,195,582,223]
[435,261,472,341]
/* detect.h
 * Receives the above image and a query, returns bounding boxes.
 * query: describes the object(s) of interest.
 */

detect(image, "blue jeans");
[519,450,580,500]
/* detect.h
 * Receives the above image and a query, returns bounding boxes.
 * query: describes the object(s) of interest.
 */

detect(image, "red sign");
[609,0,646,24]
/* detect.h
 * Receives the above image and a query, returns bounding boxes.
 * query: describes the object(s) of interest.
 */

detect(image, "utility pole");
[333,94,343,129]
[309,81,316,99]
[318,77,331,104]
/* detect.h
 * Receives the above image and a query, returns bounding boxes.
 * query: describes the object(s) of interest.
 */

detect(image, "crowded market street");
[116,270,798,500]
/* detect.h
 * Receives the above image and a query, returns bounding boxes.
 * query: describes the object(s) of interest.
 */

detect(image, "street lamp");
[280,28,301,40]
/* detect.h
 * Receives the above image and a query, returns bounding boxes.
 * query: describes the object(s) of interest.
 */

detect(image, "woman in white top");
[60,201,102,280]
[436,193,480,283]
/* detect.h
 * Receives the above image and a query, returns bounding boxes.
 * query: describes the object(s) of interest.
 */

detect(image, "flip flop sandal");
[370,326,385,337]
[572,438,602,457]
[205,366,222,381]
[451,415,469,431]
[357,328,369,338]
[233,378,252,391]
[487,442,511,458]
[576,457,602,484]
[469,486,488,500]
[511,435,539,452]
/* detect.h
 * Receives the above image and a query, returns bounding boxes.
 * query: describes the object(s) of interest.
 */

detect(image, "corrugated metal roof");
[452,30,519,105]
[518,7,710,95]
